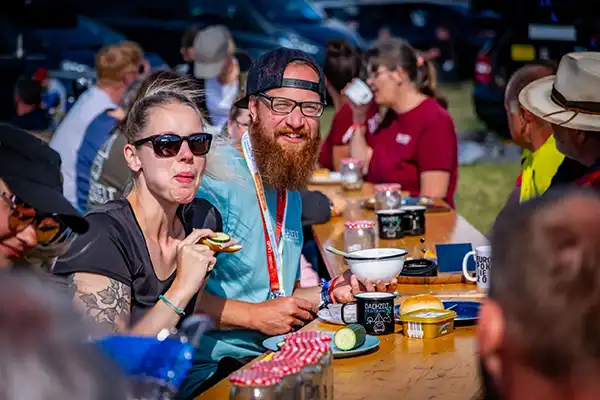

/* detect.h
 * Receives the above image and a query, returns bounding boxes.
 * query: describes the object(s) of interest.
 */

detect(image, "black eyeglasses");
[258,93,325,117]
[133,133,213,157]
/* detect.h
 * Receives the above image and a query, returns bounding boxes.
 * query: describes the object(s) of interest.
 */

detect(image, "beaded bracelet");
[159,294,186,316]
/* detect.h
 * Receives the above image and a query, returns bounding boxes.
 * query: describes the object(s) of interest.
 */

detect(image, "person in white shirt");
[190,25,240,132]
[49,43,140,208]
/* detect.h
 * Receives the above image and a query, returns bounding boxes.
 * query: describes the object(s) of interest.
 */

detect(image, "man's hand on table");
[250,297,317,336]
[331,270,398,303]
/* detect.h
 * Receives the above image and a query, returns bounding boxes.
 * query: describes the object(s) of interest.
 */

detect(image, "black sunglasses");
[133,133,213,157]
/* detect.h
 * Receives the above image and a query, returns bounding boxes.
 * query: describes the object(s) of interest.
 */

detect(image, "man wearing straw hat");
[519,52,600,188]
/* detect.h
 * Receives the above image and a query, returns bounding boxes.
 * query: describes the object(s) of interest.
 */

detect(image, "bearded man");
[186,48,398,397]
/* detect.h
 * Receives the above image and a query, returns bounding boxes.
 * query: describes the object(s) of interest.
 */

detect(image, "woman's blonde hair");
[119,70,233,182]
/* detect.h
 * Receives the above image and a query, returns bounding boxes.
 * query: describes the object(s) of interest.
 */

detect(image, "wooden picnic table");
[198,183,488,400]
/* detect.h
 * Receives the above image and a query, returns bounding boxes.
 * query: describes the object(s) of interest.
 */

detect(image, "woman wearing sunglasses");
[0,124,88,269]
[53,71,233,335]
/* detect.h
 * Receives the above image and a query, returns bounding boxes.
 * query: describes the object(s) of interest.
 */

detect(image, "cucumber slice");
[334,324,366,351]
[209,233,231,243]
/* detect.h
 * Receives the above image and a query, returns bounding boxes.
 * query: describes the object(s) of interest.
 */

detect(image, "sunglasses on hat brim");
[1,193,68,245]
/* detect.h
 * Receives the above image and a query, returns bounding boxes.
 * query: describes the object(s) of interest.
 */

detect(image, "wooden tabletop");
[311,183,488,278]
[197,183,487,400]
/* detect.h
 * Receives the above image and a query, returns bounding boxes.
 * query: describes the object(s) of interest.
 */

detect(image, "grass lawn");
[320,82,519,233]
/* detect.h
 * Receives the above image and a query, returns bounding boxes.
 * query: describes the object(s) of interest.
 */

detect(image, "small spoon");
[326,246,369,259]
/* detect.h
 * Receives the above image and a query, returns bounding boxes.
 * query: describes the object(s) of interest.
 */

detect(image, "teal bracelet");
[159,294,185,316]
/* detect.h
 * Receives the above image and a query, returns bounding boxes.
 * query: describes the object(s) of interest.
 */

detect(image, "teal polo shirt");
[180,145,303,396]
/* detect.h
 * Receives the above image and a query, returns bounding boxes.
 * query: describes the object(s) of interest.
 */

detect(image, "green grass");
[319,82,518,233]
[455,163,519,233]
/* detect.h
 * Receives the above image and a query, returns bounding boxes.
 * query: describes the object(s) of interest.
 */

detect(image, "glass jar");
[281,331,333,399]
[275,348,325,400]
[344,220,376,253]
[374,183,403,211]
[251,360,303,400]
[229,369,283,400]
[340,158,364,191]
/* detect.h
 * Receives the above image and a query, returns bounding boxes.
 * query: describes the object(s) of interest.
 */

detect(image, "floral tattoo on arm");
[69,274,132,333]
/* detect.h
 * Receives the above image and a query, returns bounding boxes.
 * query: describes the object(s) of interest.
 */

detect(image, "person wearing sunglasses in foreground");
[184,48,398,397]
[0,124,88,269]
[53,71,236,335]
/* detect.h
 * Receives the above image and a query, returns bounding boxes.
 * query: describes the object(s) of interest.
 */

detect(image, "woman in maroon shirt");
[319,39,380,171]
[347,38,458,207]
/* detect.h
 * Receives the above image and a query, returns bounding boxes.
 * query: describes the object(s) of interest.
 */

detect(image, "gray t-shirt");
[87,131,130,210]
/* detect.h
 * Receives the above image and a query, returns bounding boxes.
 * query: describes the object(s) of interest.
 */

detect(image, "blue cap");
[235,47,326,109]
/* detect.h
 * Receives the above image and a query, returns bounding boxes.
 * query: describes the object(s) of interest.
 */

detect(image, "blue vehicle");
[0,12,169,121]
[78,0,322,68]
[193,0,367,51]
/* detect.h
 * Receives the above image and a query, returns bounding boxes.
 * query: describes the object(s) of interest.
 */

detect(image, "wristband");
[328,276,341,305]
[319,278,333,308]
[159,294,186,316]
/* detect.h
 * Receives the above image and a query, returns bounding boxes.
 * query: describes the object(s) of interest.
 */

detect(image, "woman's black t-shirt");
[52,198,222,324]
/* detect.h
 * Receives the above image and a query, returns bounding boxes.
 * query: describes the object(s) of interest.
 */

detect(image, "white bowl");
[345,248,408,283]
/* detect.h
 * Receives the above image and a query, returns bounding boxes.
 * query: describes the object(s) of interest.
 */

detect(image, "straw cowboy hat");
[519,52,600,132]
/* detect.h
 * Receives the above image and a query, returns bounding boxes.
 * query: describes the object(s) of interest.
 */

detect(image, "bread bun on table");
[313,169,330,178]
[399,294,444,315]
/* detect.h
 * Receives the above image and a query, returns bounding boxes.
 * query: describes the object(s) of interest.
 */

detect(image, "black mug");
[341,292,396,335]
[402,205,426,236]
[376,209,405,239]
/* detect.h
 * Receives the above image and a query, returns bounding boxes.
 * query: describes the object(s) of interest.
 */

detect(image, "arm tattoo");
[69,274,132,333]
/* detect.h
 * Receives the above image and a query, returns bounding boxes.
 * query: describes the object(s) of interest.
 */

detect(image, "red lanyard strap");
[241,133,288,297]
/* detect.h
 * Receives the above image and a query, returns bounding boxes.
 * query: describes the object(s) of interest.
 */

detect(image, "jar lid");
[344,220,375,229]
[375,183,402,192]
[340,158,362,164]
[285,331,332,343]
[252,359,303,375]
[228,369,283,386]
[273,348,323,365]
[281,341,330,353]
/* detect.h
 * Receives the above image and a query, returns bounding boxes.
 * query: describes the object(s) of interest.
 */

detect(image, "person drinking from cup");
[187,48,398,397]
[347,38,458,207]
[518,52,600,190]
[53,71,236,335]
[319,39,380,171]
[479,188,600,399]
[0,124,88,269]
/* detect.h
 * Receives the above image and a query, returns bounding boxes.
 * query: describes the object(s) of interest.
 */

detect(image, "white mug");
[462,245,491,290]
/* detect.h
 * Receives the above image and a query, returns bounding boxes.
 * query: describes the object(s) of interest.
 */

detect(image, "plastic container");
[229,369,283,400]
[398,309,457,339]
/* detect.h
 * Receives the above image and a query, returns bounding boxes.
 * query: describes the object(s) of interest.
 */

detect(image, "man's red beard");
[250,114,320,191]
